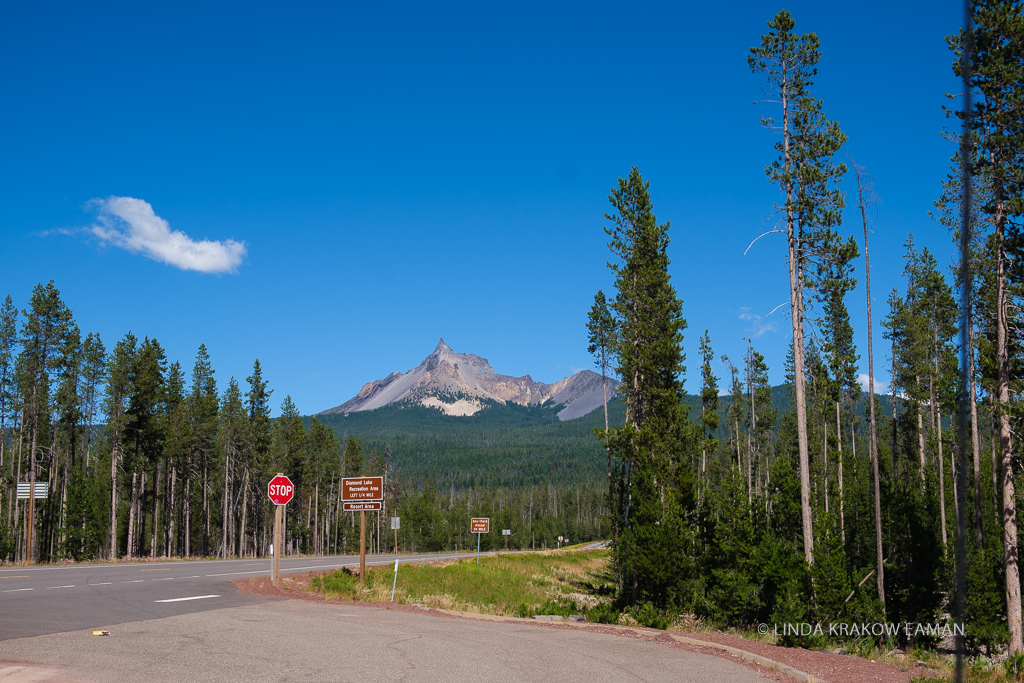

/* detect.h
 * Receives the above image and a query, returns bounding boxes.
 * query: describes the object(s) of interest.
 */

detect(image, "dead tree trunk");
[853,158,885,611]
[996,216,1021,652]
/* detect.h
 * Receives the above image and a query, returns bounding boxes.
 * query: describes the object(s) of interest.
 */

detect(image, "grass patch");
[310,550,613,617]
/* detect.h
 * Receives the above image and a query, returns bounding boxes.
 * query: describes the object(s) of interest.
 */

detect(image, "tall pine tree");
[750,10,847,565]
[602,167,692,607]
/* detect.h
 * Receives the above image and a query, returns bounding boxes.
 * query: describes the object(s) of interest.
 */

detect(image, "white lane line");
[47,585,75,589]
[152,577,175,581]
[203,563,356,578]
[154,594,220,603]
[92,582,112,586]
[2,588,33,593]
[122,580,144,583]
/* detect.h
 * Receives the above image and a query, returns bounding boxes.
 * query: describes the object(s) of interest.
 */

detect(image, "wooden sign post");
[267,473,295,587]
[342,477,384,582]
[470,518,489,564]
[16,482,46,565]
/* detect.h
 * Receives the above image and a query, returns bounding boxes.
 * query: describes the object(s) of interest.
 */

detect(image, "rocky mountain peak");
[318,340,619,420]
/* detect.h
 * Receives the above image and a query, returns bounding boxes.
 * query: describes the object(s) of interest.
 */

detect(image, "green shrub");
[625,601,673,630]
[587,603,621,624]
[310,567,360,598]
[1005,651,1024,681]
[534,599,575,617]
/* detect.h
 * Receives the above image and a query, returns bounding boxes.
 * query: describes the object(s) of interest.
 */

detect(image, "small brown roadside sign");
[470,517,490,534]
[342,477,384,501]
[343,501,382,511]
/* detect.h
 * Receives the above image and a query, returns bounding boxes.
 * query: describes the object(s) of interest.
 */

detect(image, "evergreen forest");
[589,4,1024,657]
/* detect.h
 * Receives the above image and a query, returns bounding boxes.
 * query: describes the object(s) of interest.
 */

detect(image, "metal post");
[391,559,399,602]
[25,481,34,565]
[476,532,481,565]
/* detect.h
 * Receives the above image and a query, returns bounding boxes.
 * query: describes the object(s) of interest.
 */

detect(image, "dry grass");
[309,549,613,617]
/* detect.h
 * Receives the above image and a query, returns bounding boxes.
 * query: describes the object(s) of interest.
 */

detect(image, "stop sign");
[267,474,294,505]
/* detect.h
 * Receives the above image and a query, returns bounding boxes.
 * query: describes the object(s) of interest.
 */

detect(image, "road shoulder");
[236,572,925,683]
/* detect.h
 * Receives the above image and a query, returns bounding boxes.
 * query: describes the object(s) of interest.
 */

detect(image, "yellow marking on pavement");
[0,575,29,579]
[243,563,261,566]
[140,568,171,571]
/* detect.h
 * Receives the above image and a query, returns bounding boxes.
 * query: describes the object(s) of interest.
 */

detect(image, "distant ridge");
[318,338,619,421]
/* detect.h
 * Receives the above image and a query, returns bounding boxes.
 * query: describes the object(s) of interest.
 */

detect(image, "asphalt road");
[0,552,480,641]
[1,549,772,681]
[0,599,770,682]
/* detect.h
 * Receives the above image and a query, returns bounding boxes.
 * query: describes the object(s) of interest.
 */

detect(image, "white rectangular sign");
[16,482,47,499]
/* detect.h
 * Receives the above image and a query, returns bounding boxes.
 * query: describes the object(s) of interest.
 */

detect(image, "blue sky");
[2,1,960,416]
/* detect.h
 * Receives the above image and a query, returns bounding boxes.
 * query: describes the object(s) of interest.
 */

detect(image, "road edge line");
[668,634,823,683]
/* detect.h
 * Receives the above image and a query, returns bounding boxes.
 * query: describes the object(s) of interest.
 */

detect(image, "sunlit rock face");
[319,338,618,421]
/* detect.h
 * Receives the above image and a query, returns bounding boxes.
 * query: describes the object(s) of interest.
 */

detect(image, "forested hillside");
[312,389,895,490]
[314,399,618,489]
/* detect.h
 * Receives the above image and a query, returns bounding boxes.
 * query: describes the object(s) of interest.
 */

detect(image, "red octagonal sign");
[268,474,294,506]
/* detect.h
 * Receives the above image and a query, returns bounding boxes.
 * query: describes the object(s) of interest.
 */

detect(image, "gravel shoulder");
[236,571,943,683]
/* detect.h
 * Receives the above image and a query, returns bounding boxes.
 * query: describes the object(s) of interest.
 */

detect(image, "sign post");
[26,479,34,565]
[502,528,511,550]
[267,473,294,587]
[391,558,399,602]
[342,477,384,582]
[470,518,489,564]
[391,516,400,554]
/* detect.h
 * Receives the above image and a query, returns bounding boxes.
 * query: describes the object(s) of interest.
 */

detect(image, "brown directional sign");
[342,477,384,501]
[470,517,490,533]
[343,501,383,511]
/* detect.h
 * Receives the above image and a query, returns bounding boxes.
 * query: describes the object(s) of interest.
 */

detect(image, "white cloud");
[89,196,246,274]
[38,227,78,237]
[858,373,890,395]
[738,307,778,338]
